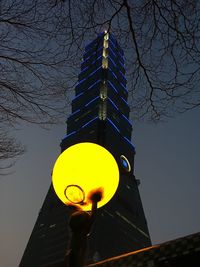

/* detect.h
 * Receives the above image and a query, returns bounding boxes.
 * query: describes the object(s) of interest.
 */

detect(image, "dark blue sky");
[0,107,200,267]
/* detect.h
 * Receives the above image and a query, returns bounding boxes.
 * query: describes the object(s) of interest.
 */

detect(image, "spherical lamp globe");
[52,142,119,211]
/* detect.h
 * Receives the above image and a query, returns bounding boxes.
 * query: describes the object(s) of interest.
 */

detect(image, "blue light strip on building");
[81,65,89,73]
[107,118,120,133]
[108,58,125,86]
[110,34,122,52]
[109,40,124,63]
[109,68,127,89]
[124,136,135,149]
[85,96,99,107]
[109,46,117,59]
[62,131,76,141]
[76,78,87,88]
[80,55,102,75]
[87,79,101,91]
[72,92,84,101]
[83,46,103,62]
[107,80,119,94]
[109,33,116,43]
[109,55,117,68]
[108,43,117,57]
[122,114,132,126]
[70,109,81,116]
[108,80,129,107]
[81,116,98,129]
[108,81,118,94]
[110,69,118,80]
[109,37,116,49]
[108,98,119,111]
[108,98,131,128]
[107,63,125,88]
[121,82,128,92]
[118,59,125,68]
[76,66,101,88]
[119,51,125,61]
[121,96,129,105]
[88,65,102,78]
[119,70,127,81]
[74,79,101,101]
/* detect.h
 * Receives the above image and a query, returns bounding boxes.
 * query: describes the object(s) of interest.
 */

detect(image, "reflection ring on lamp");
[64,184,85,204]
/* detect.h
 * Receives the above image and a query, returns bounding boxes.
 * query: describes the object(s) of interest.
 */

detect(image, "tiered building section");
[20,32,151,267]
[62,32,132,149]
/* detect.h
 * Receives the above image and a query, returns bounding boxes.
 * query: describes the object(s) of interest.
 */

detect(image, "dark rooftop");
[88,232,200,267]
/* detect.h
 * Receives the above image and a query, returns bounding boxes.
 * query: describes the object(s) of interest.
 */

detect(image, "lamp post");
[52,142,119,267]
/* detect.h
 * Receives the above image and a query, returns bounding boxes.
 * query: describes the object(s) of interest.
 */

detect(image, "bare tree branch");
[1,0,200,169]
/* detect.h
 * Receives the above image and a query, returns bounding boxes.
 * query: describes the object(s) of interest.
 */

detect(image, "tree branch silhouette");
[1,0,200,169]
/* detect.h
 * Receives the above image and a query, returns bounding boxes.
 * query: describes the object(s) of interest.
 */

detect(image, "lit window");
[100,84,107,100]
[99,83,107,120]
[102,57,108,69]
[99,100,107,120]
[103,49,108,58]
[102,35,109,69]
[104,32,109,40]
[100,92,107,100]
[103,40,108,48]
[49,224,56,228]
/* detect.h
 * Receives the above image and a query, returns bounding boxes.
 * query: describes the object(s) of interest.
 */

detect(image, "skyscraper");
[20,32,151,267]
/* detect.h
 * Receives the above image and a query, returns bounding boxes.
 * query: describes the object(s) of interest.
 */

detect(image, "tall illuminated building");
[20,32,151,267]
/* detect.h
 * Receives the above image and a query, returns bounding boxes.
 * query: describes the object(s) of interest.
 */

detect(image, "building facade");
[20,32,151,267]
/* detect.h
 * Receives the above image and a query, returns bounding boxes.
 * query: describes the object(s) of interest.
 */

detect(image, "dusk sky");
[1,1,200,267]
[0,105,200,267]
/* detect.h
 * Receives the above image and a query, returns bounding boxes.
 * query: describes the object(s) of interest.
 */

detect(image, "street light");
[52,142,119,267]
[52,142,119,211]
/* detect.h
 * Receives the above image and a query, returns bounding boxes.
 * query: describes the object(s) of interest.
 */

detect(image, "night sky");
[0,105,200,267]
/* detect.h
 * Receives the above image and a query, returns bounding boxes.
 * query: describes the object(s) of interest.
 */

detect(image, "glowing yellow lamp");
[52,142,119,211]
